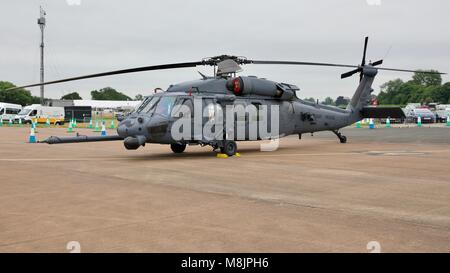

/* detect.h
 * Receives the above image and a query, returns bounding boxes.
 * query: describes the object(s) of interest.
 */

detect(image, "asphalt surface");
[0,125,449,252]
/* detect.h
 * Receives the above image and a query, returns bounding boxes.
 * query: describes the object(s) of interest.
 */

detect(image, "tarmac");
[0,125,449,252]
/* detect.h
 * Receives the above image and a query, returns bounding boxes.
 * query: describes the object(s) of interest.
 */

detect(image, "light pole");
[37,6,46,105]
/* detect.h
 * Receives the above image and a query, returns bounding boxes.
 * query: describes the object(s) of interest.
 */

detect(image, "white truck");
[15,104,65,125]
[0,102,22,123]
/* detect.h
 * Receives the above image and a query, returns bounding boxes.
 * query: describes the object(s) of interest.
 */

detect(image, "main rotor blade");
[254,59,445,75]
[251,60,359,69]
[376,67,446,74]
[7,61,203,90]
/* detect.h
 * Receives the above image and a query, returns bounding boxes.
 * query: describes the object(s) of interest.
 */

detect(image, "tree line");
[377,71,450,105]
[0,81,41,106]
[303,71,449,107]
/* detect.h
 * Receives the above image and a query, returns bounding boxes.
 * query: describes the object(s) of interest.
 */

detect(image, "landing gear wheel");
[221,141,237,156]
[170,143,186,153]
[339,135,347,143]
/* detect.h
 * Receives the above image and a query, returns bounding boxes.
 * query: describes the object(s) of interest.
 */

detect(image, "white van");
[15,104,65,125]
[0,102,22,122]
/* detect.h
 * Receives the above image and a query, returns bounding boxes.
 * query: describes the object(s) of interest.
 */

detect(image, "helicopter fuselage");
[116,76,355,150]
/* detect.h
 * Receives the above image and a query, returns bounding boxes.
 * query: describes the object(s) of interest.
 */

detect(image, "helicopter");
[8,37,445,156]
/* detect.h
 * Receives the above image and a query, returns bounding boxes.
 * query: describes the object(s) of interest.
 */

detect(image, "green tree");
[322,97,335,105]
[91,87,131,101]
[61,92,82,100]
[134,94,144,100]
[399,81,424,104]
[377,78,404,104]
[32,96,42,104]
[0,81,35,106]
[412,70,442,86]
[436,82,450,104]
[304,97,315,103]
[445,83,450,103]
[380,78,404,93]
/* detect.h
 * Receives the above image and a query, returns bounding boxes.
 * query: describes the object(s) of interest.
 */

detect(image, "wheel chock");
[216,153,229,158]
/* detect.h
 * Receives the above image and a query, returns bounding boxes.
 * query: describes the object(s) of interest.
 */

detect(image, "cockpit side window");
[172,98,194,118]
[181,98,194,115]
[154,96,177,117]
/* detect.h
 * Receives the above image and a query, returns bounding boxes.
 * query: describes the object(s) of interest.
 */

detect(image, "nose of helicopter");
[117,115,149,150]
[118,114,171,149]
[117,116,147,138]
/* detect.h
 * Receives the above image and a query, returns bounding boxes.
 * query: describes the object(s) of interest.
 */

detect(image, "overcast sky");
[1,0,449,100]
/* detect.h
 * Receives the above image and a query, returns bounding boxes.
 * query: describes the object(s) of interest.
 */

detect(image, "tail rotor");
[341,36,383,81]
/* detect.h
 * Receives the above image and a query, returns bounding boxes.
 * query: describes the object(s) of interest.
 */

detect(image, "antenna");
[37,6,46,105]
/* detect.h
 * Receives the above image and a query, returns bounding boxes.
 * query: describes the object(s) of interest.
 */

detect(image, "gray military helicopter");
[9,37,444,156]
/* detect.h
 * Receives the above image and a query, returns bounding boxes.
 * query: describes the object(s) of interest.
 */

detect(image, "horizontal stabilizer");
[361,106,405,118]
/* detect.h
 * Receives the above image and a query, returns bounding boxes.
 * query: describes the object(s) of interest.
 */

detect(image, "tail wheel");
[221,140,237,156]
[170,143,186,153]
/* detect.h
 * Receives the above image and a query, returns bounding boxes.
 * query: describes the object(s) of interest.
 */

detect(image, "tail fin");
[340,36,443,123]
[346,67,378,123]
[340,37,382,123]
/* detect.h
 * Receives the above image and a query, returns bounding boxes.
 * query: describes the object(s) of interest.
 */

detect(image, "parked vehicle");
[0,102,22,122]
[405,108,436,123]
[436,108,450,123]
[15,104,65,125]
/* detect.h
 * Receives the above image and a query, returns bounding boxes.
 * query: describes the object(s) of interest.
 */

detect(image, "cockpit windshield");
[135,96,177,117]
[135,96,159,114]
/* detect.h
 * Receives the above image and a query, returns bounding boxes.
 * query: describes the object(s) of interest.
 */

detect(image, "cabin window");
[5,108,20,115]
[182,99,194,117]
[173,98,193,118]
[203,99,222,122]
